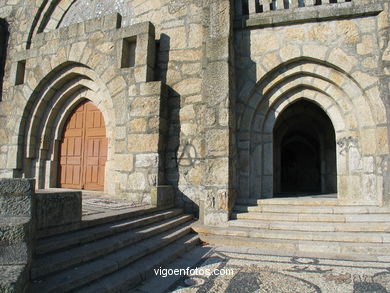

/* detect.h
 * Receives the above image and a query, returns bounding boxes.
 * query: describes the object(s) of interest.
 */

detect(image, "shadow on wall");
[163,85,198,215]
[235,28,257,199]
[155,33,199,215]
[155,33,169,83]
[0,19,9,102]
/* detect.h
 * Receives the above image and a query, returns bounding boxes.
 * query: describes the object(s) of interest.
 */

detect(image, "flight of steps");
[30,208,199,293]
[193,197,390,260]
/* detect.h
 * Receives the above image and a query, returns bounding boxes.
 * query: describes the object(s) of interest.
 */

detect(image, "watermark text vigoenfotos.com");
[154,267,235,278]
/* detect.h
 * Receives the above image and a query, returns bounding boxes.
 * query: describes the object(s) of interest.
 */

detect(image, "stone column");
[201,0,236,225]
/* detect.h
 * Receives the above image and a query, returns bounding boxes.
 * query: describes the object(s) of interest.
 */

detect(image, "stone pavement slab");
[166,246,390,293]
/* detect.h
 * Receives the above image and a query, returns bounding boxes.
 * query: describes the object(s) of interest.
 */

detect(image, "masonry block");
[35,190,82,230]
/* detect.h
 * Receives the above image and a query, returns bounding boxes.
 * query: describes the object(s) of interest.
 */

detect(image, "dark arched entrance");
[273,100,337,196]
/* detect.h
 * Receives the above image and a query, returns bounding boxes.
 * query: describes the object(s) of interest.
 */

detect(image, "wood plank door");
[83,102,107,190]
[59,101,107,191]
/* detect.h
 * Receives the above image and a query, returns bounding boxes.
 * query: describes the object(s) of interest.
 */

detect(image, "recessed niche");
[121,36,137,68]
[15,60,26,85]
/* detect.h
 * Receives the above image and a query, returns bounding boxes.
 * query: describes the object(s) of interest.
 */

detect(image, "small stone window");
[121,36,137,68]
[15,60,26,85]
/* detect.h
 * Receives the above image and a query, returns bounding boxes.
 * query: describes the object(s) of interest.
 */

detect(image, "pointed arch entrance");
[273,100,337,196]
[59,100,108,191]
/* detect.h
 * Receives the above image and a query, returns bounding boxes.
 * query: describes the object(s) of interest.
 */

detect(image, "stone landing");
[193,196,390,261]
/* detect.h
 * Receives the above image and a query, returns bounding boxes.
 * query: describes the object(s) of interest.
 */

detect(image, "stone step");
[199,234,390,261]
[35,209,184,255]
[31,214,193,280]
[231,211,390,222]
[30,222,195,293]
[37,205,165,239]
[235,197,339,206]
[228,219,390,232]
[75,234,200,293]
[193,224,390,244]
[234,204,390,214]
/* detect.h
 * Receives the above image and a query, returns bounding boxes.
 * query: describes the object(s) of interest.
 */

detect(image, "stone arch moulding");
[237,57,389,206]
[26,0,136,49]
[17,61,115,191]
[27,0,79,49]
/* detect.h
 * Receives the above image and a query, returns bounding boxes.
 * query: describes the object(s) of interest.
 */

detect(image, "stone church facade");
[0,0,390,226]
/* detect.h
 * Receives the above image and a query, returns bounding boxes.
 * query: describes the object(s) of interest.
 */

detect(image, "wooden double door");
[59,101,108,191]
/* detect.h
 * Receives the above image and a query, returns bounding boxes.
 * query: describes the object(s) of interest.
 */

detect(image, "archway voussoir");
[351,71,378,90]
[366,87,387,124]
[325,105,345,132]
[327,48,358,74]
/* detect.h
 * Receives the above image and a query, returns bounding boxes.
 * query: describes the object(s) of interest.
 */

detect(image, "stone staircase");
[30,208,198,293]
[193,197,390,260]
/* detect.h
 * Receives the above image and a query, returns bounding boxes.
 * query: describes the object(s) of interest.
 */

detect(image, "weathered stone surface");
[128,118,148,132]
[173,78,202,96]
[35,191,82,230]
[127,134,159,152]
[114,154,134,171]
[251,33,279,55]
[0,218,30,245]
[130,97,160,116]
[204,158,229,186]
[0,242,29,265]
[135,153,159,168]
[335,20,360,44]
[180,105,196,121]
[127,172,147,190]
[357,35,376,55]
[0,265,27,293]
[206,129,229,156]
[0,179,34,291]
[0,179,34,217]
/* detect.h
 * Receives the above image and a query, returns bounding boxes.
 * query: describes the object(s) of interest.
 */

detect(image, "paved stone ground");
[81,192,148,216]
[168,246,390,293]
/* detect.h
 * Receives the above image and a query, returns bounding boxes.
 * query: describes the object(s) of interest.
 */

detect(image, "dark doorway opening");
[273,100,337,196]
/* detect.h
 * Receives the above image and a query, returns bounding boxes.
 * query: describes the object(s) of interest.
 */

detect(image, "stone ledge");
[0,178,34,197]
[235,3,383,29]
[35,190,82,230]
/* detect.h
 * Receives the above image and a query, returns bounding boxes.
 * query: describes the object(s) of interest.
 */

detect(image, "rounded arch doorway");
[273,100,337,196]
[58,100,108,191]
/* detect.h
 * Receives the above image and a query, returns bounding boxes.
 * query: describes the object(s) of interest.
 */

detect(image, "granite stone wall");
[235,0,390,206]
[0,178,35,293]
[0,0,390,227]
[0,0,211,212]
